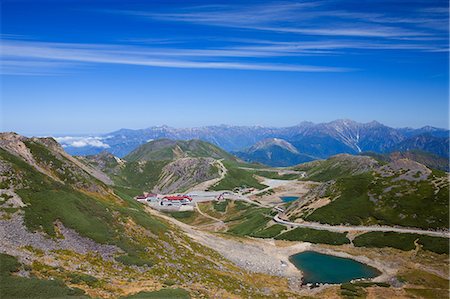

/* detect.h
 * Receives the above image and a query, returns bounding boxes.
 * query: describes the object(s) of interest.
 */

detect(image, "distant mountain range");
[234,138,316,167]
[57,120,449,166]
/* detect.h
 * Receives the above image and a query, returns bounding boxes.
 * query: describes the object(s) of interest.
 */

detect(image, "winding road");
[191,161,450,239]
[273,214,450,238]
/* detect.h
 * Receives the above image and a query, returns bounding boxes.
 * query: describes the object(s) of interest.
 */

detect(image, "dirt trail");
[194,202,227,230]
[145,206,305,277]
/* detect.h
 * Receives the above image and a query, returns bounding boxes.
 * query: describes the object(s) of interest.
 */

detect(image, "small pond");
[290,251,380,284]
[280,196,299,202]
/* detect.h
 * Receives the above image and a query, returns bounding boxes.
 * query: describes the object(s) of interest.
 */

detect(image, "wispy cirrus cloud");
[0,39,353,75]
[2,33,447,76]
[2,1,447,76]
[116,1,448,39]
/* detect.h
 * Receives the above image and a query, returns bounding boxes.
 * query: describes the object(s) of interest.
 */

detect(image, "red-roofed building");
[163,195,192,201]
[160,195,192,206]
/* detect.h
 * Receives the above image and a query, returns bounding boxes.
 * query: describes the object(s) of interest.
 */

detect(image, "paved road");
[273,214,450,238]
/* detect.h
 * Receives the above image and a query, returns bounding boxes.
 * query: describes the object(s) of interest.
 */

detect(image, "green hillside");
[124,139,236,162]
[296,154,379,182]
[0,133,292,298]
[81,139,230,194]
[82,139,270,194]
[286,156,449,230]
[209,161,267,191]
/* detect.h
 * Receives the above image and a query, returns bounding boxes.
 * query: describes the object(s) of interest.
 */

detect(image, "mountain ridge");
[58,120,449,163]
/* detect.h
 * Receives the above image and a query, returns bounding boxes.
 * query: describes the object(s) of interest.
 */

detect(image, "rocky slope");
[80,139,237,194]
[0,133,298,298]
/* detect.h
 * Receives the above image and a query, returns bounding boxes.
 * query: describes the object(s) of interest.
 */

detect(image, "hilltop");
[125,138,236,162]
[285,154,449,230]
[79,138,265,195]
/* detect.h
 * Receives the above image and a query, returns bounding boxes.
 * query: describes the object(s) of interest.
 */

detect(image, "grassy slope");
[0,253,88,299]
[120,288,190,299]
[398,269,449,299]
[1,144,302,298]
[125,139,235,162]
[194,200,350,245]
[275,227,350,245]
[209,161,267,191]
[353,232,449,254]
[304,171,449,230]
[1,147,166,266]
[250,224,286,238]
[114,160,169,190]
[305,173,376,225]
[227,208,273,236]
[298,155,377,182]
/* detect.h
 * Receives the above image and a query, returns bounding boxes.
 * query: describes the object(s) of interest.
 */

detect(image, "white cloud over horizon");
[54,136,110,148]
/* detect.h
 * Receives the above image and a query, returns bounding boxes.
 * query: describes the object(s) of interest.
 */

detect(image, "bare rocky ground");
[0,211,121,267]
[153,157,220,194]
[144,206,398,293]
[251,179,319,206]
[188,159,227,192]
[145,206,304,277]
[376,158,432,181]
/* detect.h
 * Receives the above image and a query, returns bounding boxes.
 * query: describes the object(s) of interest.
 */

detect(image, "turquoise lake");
[280,196,299,202]
[290,251,380,284]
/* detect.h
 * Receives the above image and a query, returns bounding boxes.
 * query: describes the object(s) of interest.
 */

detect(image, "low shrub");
[275,227,350,245]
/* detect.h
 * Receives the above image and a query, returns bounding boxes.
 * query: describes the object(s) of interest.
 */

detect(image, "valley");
[0,132,448,298]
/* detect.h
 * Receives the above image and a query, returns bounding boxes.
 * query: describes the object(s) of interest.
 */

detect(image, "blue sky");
[1,0,448,134]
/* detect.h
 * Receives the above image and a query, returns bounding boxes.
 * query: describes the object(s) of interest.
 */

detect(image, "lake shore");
[146,205,395,285]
